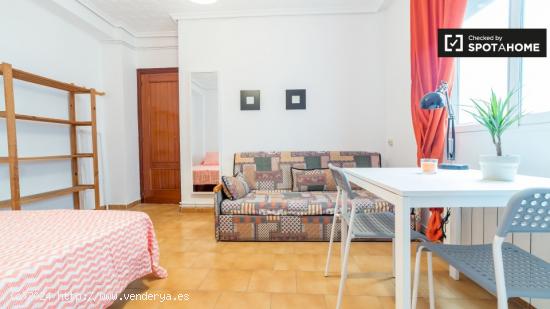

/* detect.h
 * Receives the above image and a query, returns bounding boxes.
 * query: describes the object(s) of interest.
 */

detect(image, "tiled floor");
[110,204,519,309]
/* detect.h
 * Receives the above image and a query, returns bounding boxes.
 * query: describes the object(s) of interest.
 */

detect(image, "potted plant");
[465,89,524,181]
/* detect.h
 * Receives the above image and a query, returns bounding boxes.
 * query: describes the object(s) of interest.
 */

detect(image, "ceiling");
[78,0,385,36]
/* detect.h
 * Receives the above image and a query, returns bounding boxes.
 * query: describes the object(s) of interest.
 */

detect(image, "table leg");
[446,208,461,280]
[395,198,411,309]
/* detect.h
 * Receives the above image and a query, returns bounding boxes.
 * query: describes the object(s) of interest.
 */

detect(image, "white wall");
[382,0,417,167]
[0,0,104,210]
[101,43,141,205]
[137,48,178,69]
[178,14,387,204]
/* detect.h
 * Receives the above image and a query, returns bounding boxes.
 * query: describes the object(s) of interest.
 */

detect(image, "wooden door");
[138,68,181,203]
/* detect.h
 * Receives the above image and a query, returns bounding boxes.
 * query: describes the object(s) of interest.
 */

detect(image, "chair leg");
[336,226,353,309]
[325,213,339,277]
[412,246,423,309]
[340,218,347,271]
[427,251,435,309]
[392,238,396,278]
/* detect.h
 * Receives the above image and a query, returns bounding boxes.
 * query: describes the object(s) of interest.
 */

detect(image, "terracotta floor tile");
[378,296,431,309]
[198,269,252,292]
[138,268,210,291]
[352,255,394,274]
[248,270,297,293]
[293,242,332,255]
[271,293,327,309]
[252,242,296,254]
[230,253,276,270]
[189,252,238,270]
[343,273,396,296]
[324,295,382,309]
[214,292,271,309]
[159,252,200,269]
[296,271,339,295]
[157,291,220,309]
[273,254,360,273]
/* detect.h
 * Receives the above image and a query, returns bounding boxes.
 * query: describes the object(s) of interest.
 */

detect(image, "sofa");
[214,151,393,241]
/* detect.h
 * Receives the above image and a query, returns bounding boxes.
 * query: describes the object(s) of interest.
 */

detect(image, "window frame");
[455,0,550,131]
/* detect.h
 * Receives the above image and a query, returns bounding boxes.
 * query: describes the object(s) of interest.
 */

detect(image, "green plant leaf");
[463,88,524,155]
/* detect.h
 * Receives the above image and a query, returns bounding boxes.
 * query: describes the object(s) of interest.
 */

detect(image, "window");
[456,0,509,124]
[456,0,550,125]
[521,0,550,115]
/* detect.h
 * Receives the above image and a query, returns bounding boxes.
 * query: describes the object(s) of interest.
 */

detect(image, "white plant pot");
[479,155,520,181]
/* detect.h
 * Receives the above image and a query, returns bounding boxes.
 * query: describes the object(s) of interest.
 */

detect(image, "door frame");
[137,67,179,202]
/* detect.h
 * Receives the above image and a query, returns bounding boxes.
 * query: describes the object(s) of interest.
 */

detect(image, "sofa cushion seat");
[220,190,393,216]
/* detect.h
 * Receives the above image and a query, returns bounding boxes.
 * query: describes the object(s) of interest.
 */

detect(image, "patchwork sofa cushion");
[220,190,393,216]
[233,151,381,190]
[221,172,250,200]
[291,168,336,192]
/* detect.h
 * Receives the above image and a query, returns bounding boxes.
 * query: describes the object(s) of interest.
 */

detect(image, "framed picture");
[286,89,306,110]
[240,90,260,110]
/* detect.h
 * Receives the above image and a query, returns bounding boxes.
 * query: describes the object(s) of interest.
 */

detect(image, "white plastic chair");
[413,188,550,309]
[325,164,433,309]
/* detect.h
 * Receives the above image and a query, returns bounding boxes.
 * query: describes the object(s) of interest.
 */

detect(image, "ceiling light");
[189,0,217,4]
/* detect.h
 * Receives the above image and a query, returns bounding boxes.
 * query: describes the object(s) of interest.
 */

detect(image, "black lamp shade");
[420,91,446,110]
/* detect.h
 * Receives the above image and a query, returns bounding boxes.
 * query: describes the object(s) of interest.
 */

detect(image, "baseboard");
[100,199,140,210]
[179,207,214,213]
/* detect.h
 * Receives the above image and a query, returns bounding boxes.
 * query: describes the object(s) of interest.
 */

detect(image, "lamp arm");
[444,86,456,162]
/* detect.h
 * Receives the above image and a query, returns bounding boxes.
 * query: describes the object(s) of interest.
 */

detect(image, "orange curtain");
[410,0,467,241]
[410,0,467,164]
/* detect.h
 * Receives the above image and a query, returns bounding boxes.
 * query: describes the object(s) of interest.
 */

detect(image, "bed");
[0,210,166,309]
[193,152,220,192]
[193,164,220,191]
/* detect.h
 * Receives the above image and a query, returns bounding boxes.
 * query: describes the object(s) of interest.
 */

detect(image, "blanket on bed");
[0,210,166,308]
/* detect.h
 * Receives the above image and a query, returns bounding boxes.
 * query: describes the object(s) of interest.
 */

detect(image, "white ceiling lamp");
[189,0,218,4]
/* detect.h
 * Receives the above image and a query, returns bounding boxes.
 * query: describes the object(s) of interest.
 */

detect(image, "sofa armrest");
[213,184,224,217]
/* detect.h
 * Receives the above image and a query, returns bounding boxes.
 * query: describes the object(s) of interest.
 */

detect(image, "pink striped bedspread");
[0,210,167,308]
[193,165,220,185]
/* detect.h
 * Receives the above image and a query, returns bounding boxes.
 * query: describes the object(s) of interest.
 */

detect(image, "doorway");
[137,68,181,203]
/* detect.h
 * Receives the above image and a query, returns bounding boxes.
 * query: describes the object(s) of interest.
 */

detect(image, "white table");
[343,167,550,309]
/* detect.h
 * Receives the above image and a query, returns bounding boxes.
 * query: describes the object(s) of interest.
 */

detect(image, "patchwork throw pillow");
[221,172,250,200]
[291,168,337,192]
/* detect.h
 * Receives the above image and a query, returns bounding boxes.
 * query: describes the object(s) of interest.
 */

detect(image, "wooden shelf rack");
[0,62,105,210]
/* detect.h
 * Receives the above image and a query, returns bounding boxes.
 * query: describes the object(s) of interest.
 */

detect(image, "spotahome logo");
[438,29,546,57]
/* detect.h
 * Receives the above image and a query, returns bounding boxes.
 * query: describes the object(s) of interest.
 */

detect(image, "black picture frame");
[286,89,306,110]
[240,90,260,110]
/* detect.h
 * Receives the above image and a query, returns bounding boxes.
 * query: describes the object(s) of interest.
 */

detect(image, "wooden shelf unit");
[0,111,92,126]
[0,62,105,210]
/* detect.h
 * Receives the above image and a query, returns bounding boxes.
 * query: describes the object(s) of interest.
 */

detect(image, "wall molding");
[75,0,177,39]
[46,0,177,50]
[48,0,390,47]
[171,6,383,21]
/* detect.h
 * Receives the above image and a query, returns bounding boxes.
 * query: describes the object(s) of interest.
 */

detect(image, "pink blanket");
[0,210,166,308]
[193,165,220,185]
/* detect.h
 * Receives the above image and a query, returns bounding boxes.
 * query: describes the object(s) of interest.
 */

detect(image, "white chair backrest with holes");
[497,188,550,237]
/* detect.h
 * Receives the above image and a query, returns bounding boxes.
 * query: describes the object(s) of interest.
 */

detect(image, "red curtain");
[410,0,467,241]
[410,0,467,164]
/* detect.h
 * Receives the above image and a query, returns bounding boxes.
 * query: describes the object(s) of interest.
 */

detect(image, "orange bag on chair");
[426,208,444,241]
